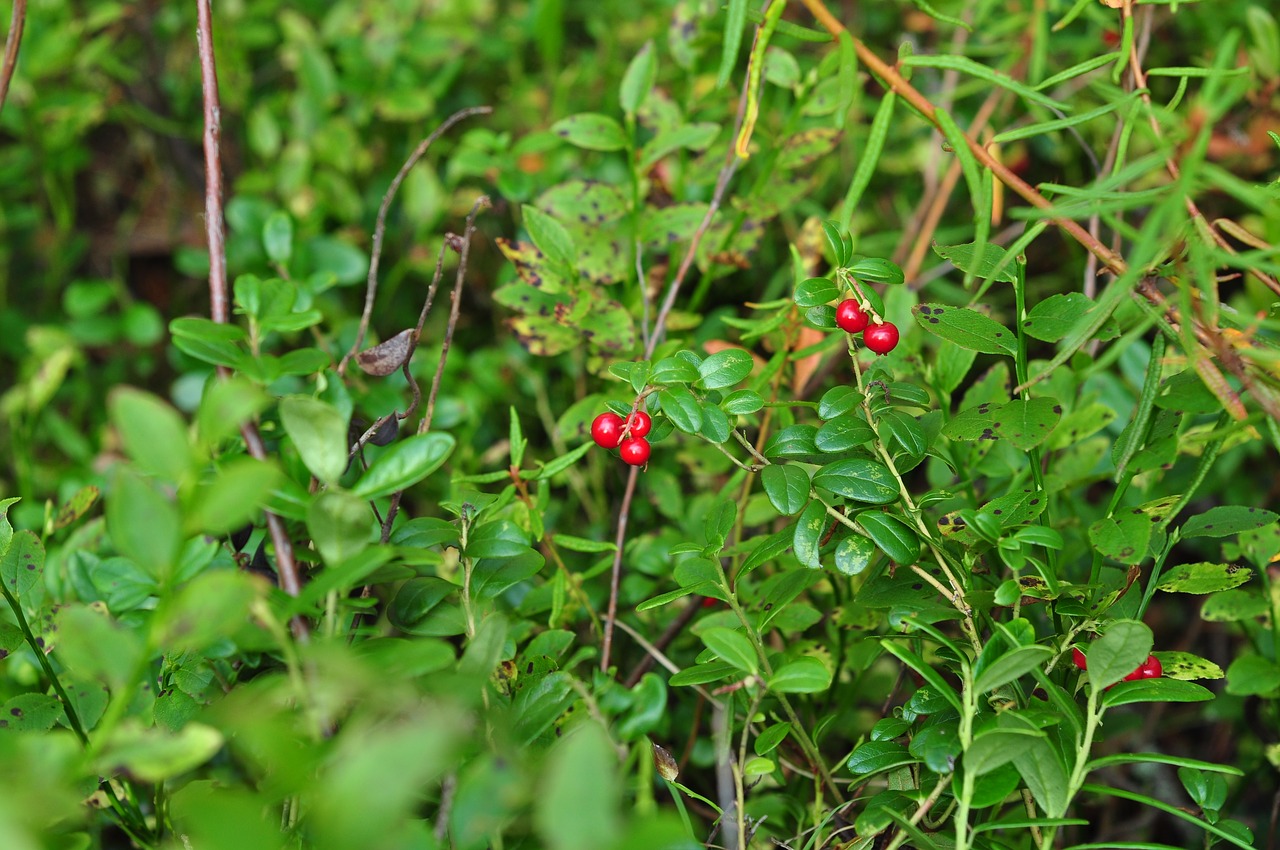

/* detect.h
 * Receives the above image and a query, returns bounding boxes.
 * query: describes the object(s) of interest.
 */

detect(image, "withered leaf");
[357,329,415,377]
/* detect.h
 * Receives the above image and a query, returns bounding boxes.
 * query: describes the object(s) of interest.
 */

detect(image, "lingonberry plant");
[0,1,1278,849]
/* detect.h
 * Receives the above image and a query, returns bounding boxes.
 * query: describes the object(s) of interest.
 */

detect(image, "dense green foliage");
[2,1,1280,848]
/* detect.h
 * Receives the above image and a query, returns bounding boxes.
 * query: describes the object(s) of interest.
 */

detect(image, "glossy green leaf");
[353,432,455,499]
[857,511,921,564]
[1223,654,1280,696]
[657,386,703,433]
[761,464,810,516]
[184,457,280,536]
[813,459,898,504]
[700,627,758,675]
[764,424,819,459]
[769,656,832,692]
[993,398,1061,450]
[792,500,827,569]
[723,389,764,415]
[754,722,791,756]
[818,386,863,419]
[700,402,732,443]
[1,530,43,603]
[847,740,917,775]
[794,276,839,307]
[697,349,753,390]
[1102,677,1216,706]
[1023,292,1095,342]
[973,645,1052,694]
[815,414,874,451]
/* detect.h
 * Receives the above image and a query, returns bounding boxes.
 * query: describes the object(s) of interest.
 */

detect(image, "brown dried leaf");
[357,329,415,377]
[652,742,678,781]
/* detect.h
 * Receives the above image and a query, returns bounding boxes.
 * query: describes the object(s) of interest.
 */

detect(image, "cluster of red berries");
[836,299,899,354]
[1071,647,1163,681]
[591,409,652,466]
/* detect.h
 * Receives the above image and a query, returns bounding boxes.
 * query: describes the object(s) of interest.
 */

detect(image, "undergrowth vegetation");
[1,1,1279,848]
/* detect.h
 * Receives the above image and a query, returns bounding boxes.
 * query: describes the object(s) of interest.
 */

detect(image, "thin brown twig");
[196,0,307,639]
[0,0,27,117]
[339,105,493,376]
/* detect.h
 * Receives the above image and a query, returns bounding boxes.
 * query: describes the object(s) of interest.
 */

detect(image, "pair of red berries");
[836,299,899,354]
[591,410,652,466]
[1070,647,1163,680]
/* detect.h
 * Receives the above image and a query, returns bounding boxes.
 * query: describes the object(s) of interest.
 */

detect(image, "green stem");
[0,582,88,745]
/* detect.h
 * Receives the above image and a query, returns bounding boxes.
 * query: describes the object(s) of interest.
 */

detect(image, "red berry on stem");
[625,410,652,438]
[835,299,870,334]
[619,436,651,466]
[1139,655,1162,679]
[591,412,625,448]
[863,321,900,355]
[1071,647,1088,670]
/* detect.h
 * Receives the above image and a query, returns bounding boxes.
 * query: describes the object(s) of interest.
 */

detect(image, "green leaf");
[903,54,1067,110]
[834,533,876,576]
[262,211,293,265]
[638,123,720,171]
[1102,677,1216,706]
[306,490,371,566]
[718,0,749,89]
[914,304,1017,356]
[1087,619,1152,689]
[933,341,978,395]
[816,414,874,452]
[657,386,703,434]
[669,661,737,687]
[769,656,832,693]
[994,398,1061,451]
[813,459,899,504]
[107,468,181,582]
[967,727,1045,776]
[848,258,905,285]
[878,410,927,459]
[761,465,810,516]
[1013,736,1070,818]
[1181,507,1278,539]
[974,645,1052,694]
[619,40,656,115]
[741,523,797,574]
[170,317,247,369]
[0,693,63,732]
[857,511,921,565]
[700,402,732,443]
[55,603,144,689]
[1089,511,1152,563]
[755,722,791,756]
[550,113,627,151]
[700,627,758,675]
[819,386,864,419]
[697,349,753,390]
[279,396,350,486]
[1156,562,1252,594]
[847,740,917,775]
[1224,654,1280,696]
[778,128,841,170]
[793,500,828,569]
[522,205,576,272]
[1201,589,1268,622]
[0,530,43,603]
[98,721,224,784]
[794,276,839,307]
[196,376,269,450]
[353,432,455,499]
[723,389,764,415]
[650,356,700,386]
[932,242,1016,283]
[108,387,193,482]
[184,457,280,536]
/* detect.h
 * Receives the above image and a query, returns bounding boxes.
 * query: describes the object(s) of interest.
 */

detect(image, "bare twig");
[339,106,492,375]
[0,0,26,116]
[197,0,307,639]
[623,596,702,687]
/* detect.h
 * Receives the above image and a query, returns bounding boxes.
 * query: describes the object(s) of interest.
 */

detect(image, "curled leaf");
[356,329,415,377]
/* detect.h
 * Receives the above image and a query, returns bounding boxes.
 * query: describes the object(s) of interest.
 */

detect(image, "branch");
[339,105,493,376]
[196,0,307,639]
[0,0,27,117]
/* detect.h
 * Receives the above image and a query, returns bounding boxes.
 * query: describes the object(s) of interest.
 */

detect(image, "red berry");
[1123,667,1143,682]
[701,596,719,609]
[1139,655,1162,679]
[591,412,625,448]
[835,299,870,334]
[862,321,900,355]
[624,410,652,438]
[619,436,651,466]
[1071,647,1088,670]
